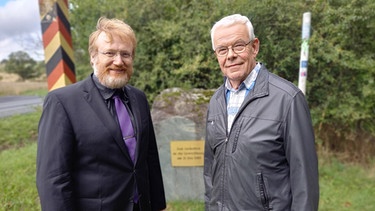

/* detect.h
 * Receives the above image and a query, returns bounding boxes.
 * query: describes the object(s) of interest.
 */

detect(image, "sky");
[0,0,44,61]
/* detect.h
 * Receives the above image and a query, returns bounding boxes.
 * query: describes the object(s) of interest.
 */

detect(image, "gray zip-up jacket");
[204,65,319,211]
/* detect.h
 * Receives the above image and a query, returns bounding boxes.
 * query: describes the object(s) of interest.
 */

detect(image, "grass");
[0,143,40,211]
[0,110,41,151]
[319,157,375,210]
[166,201,204,210]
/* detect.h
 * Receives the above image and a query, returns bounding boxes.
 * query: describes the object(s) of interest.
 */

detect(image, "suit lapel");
[125,87,142,165]
[80,76,131,160]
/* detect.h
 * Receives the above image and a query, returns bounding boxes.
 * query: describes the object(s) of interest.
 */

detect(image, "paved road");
[0,96,44,118]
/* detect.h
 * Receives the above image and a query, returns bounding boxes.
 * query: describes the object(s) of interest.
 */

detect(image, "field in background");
[0,72,47,96]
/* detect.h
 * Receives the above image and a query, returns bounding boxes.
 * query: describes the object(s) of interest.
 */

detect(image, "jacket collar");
[246,63,269,100]
[216,63,269,103]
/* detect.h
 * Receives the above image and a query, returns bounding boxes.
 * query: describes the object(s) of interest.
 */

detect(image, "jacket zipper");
[220,137,228,210]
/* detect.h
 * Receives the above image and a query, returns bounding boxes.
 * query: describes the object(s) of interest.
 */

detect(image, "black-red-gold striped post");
[39,0,75,91]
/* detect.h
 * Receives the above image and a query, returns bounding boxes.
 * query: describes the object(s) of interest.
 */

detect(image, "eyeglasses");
[98,51,133,60]
[214,40,253,57]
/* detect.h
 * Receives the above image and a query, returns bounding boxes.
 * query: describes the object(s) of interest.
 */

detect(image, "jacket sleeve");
[284,91,319,211]
[36,93,76,210]
[203,109,213,210]
[143,97,167,211]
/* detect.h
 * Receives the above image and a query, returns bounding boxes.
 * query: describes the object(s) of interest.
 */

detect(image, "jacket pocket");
[257,173,272,210]
[207,118,227,154]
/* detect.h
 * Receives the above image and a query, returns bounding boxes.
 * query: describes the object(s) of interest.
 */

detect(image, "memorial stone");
[151,88,213,201]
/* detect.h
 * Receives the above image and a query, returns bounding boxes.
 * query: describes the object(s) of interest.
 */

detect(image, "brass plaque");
[170,140,205,167]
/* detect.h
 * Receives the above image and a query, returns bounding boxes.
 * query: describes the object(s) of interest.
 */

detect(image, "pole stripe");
[42,17,73,50]
[44,30,74,66]
[39,0,75,91]
[46,47,75,82]
[48,60,75,90]
[56,0,70,22]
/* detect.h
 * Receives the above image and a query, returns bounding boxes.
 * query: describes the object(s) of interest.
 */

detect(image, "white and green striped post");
[298,12,311,95]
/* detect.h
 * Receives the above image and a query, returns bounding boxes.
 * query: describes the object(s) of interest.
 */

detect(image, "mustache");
[106,65,126,71]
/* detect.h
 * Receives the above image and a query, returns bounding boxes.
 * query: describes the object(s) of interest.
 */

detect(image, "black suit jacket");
[36,75,166,211]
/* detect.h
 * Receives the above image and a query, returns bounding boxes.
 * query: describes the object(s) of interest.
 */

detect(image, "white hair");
[210,14,256,50]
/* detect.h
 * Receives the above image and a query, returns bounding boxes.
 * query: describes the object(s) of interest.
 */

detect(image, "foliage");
[307,0,375,151]
[3,51,41,80]
[127,0,227,100]
[66,0,375,154]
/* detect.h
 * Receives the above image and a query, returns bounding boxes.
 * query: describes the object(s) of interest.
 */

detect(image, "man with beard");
[36,17,166,211]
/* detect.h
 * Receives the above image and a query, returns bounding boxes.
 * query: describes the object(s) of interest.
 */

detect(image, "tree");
[304,0,375,158]
[66,0,375,158]
[4,51,39,80]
